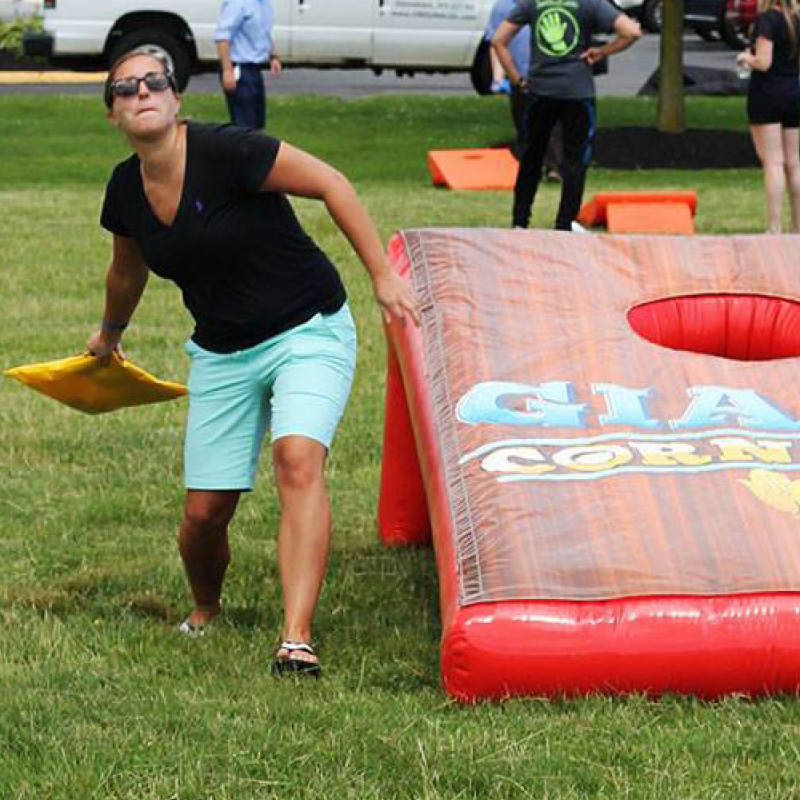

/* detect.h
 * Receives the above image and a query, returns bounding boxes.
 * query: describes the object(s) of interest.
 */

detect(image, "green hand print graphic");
[535,7,579,57]
[540,11,568,53]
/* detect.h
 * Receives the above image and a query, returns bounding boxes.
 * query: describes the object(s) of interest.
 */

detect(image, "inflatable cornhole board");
[578,191,698,234]
[379,229,800,701]
[427,148,518,190]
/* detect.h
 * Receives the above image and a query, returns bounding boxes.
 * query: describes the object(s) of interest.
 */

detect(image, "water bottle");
[737,54,752,79]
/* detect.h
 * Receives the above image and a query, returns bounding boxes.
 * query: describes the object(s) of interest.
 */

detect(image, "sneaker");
[545,168,561,183]
[178,617,207,637]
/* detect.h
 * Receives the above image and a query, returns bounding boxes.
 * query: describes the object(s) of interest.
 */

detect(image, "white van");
[23,0,498,93]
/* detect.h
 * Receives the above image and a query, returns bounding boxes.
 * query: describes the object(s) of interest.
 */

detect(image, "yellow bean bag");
[5,352,186,414]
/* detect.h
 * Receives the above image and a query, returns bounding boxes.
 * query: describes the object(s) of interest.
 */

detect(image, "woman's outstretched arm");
[262,142,419,326]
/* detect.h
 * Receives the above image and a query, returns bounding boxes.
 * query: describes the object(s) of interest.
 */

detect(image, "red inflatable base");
[443,595,800,701]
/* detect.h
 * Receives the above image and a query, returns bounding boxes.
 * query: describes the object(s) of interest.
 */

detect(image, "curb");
[0,70,106,84]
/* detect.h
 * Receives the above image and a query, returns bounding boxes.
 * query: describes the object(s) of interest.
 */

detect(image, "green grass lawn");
[1,92,798,800]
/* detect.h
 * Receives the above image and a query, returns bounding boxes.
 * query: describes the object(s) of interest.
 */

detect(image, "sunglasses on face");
[110,71,173,99]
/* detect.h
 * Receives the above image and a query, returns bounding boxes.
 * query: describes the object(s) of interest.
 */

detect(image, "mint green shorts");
[183,303,357,490]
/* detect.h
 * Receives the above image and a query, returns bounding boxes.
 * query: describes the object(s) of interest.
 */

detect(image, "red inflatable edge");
[443,594,800,701]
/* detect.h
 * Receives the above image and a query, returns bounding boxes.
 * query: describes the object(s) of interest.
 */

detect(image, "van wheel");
[108,30,192,92]
[642,0,662,32]
[470,40,493,96]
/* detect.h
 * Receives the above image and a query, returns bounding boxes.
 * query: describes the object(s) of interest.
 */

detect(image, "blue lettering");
[593,383,660,429]
[456,381,588,428]
[670,386,800,431]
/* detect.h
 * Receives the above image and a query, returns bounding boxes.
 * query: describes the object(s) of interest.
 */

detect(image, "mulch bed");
[593,126,758,169]
[500,127,760,169]
[498,127,759,170]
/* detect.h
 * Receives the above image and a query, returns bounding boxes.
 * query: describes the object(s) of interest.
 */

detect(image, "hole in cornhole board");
[628,294,800,361]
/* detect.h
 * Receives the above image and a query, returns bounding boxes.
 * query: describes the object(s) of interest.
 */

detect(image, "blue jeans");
[224,64,266,130]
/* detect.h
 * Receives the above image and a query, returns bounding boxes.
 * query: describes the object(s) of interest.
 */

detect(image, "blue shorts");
[183,303,357,490]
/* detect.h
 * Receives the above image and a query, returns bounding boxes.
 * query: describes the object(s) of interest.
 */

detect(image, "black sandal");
[271,641,321,677]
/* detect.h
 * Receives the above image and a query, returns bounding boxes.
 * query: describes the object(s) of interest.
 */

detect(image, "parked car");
[641,0,720,39]
[685,0,727,41]
[639,0,755,48]
[24,0,500,94]
[681,0,756,47]
[722,0,756,49]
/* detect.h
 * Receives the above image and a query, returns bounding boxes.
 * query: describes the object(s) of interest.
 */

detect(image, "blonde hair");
[758,0,800,55]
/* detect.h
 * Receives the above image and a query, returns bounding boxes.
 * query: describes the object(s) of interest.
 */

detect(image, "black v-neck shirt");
[100,122,346,353]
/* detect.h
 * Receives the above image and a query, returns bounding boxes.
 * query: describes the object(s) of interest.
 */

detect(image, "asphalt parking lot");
[0,32,744,98]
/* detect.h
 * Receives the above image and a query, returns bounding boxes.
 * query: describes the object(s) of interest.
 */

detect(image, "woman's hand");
[739,38,771,72]
[86,330,126,360]
[372,271,420,326]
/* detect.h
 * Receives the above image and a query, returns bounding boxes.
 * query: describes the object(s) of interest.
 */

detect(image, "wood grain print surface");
[400,229,800,604]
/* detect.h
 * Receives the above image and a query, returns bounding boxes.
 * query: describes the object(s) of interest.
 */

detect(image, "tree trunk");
[657,0,686,133]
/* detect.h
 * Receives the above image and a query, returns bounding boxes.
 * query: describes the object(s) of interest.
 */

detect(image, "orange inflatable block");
[578,191,698,234]
[427,148,518,191]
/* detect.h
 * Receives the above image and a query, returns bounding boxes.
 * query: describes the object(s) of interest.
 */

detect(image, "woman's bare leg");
[178,489,240,626]
[781,126,800,233]
[272,435,330,664]
[751,123,786,233]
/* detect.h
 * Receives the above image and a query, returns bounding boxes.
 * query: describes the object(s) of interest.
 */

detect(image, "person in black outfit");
[492,0,640,230]
[88,46,418,676]
[737,0,800,232]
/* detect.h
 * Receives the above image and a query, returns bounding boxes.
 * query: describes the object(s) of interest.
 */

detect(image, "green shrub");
[0,14,42,57]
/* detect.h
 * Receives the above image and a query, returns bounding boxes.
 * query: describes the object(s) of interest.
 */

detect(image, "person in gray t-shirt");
[493,0,641,230]
[485,0,562,174]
